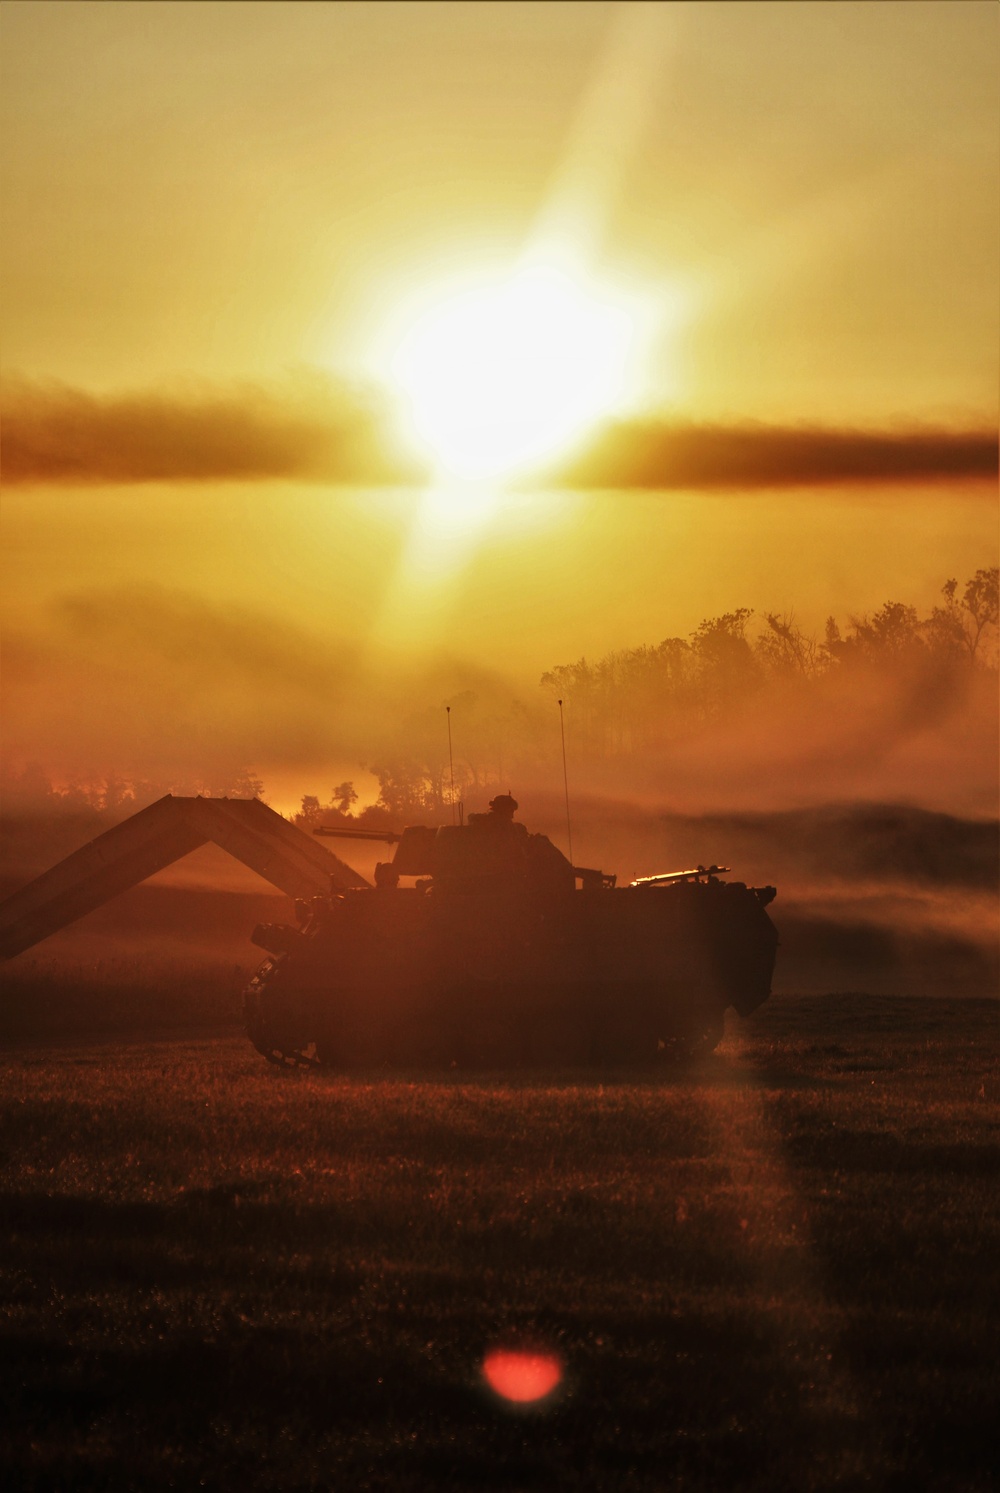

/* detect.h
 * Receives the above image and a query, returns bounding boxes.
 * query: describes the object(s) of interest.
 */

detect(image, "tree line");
[3,567,995,840]
[301,566,997,825]
[538,567,998,760]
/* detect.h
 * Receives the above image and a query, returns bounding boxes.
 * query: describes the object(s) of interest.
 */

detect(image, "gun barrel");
[314,826,401,844]
[630,864,730,887]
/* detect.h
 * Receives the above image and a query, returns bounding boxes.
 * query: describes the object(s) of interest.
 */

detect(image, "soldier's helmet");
[488,793,519,820]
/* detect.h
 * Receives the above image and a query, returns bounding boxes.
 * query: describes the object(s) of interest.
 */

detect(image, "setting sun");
[389,264,638,481]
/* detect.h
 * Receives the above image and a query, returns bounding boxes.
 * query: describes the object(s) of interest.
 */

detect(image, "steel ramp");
[0,795,369,960]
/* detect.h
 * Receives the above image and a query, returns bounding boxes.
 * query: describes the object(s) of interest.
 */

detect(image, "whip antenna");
[558,698,574,867]
[446,706,456,825]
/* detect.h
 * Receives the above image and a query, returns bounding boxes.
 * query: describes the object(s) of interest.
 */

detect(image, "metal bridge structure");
[0,796,370,961]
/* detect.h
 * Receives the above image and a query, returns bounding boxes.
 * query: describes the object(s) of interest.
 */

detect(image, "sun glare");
[390,265,638,481]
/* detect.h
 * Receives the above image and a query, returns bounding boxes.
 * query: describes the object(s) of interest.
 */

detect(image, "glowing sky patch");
[1,2,995,803]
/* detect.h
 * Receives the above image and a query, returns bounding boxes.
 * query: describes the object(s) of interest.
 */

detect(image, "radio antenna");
[446,705,456,825]
[558,698,574,866]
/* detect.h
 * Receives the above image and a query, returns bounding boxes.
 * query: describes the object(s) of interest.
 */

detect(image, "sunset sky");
[1,0,997,812]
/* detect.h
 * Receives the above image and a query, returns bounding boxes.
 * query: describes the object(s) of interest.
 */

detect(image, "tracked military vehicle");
[0,792,777,1068]
[248,792,779,1067]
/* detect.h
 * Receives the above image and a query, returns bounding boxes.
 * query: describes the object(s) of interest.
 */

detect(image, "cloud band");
[546,418,999,490]
[2,377,995,490]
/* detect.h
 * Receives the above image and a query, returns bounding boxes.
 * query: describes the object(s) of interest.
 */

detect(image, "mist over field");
[4,564,996,806]
[2,560,996,1006]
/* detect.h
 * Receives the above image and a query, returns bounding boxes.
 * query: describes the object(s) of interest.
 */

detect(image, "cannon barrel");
[314,825,402,844]
[630,864,730,887]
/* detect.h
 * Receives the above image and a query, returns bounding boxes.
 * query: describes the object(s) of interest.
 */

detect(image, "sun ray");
[359,480,501,654]
[349,0,684,661]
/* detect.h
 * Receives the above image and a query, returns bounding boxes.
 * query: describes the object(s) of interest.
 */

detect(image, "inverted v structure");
[0,796,370,960]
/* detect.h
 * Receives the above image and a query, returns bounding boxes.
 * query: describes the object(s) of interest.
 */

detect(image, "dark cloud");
[2,376,995,489]
[0,375,426,486]
[544,418,999,490]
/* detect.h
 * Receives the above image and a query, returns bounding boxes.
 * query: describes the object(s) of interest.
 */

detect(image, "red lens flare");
[482,1348,563,1404]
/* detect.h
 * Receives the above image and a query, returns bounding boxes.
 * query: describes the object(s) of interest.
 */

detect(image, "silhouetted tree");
[923,579,969,661]
[99,775,132,814]
[755,613,824,678]
[940,566,999,662]
[297,795,323,828]
[539,566,995,766]
[367,758,444,821]
[211,768,264,799]
[331,781,358,815]
[690,609,760,717]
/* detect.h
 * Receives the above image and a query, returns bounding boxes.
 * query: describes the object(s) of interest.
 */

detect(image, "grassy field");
[1,995,997,1491]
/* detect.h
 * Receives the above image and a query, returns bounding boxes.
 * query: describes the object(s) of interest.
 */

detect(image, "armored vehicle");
[0,793,777,1068]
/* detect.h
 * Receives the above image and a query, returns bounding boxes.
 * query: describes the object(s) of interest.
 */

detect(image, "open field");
[1,995,997,1491]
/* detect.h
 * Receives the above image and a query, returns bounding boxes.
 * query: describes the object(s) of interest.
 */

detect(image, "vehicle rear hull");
[245,879,778,1067]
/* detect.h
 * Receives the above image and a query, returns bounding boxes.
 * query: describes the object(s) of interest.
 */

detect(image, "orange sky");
[1,1,997,811]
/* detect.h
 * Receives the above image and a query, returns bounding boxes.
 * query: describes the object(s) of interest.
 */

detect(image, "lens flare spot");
[482,1348,563,1404]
